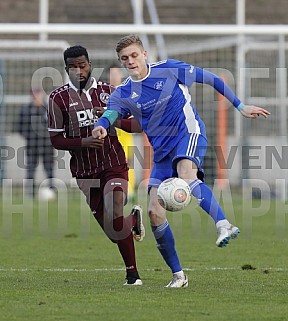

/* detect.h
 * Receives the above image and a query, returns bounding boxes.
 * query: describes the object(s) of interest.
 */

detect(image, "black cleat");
[124,271,143,285]
[130,205,145,242]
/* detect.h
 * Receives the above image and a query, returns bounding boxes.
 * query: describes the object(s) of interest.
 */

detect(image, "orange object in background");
[142,133,153,188]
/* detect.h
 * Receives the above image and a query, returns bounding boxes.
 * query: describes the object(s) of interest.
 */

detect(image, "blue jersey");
[105,59,241,162]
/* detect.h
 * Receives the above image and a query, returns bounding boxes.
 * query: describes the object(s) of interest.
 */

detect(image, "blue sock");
[189,179,226,223]
[152,220,182,273]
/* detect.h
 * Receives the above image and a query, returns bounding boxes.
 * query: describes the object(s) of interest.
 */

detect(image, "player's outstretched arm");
[238,104,271,119]
[92,126,107,139]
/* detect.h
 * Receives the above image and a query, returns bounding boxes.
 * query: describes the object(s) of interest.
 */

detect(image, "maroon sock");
[113,216,137,273]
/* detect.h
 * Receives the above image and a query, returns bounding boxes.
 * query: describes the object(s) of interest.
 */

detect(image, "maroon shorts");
[76,163,128,214]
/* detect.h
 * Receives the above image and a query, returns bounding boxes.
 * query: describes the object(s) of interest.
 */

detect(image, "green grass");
[0,189,288,321]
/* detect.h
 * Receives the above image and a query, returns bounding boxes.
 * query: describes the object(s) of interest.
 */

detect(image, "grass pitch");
[0,188,287,321]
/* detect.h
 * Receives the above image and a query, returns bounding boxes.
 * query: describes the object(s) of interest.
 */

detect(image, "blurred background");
[0,0,287,199]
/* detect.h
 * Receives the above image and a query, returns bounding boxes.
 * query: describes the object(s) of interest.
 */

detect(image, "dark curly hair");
[63,45,89,66]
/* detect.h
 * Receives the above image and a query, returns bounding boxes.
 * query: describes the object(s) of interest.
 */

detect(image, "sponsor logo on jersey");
[69,102,79,107]
[131,91,139,99]
[76,109,97,127]
[189,65,194,73]
[110,181,122,186]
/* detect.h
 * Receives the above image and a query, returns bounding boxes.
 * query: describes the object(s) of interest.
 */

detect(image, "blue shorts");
[149,133,207,188]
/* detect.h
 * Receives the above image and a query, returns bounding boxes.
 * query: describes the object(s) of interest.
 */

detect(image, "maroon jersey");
[48,78,127,177]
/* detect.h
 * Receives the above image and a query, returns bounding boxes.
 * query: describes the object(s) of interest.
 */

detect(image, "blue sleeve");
[95,117,110,129]
[165,59,195,87]
[194,67,242,108]
[107,89,131,118]
[94,109,120,129]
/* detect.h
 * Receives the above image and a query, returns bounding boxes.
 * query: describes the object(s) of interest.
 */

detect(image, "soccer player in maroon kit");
[48,45,145,285]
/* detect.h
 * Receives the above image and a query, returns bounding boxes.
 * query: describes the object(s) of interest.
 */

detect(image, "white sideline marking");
[0,267,286,272]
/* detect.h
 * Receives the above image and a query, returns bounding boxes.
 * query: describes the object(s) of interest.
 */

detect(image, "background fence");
[0,0,287,198]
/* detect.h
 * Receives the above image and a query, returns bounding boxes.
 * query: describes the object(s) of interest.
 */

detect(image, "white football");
[38,187,56,201]
[157,177,191,212]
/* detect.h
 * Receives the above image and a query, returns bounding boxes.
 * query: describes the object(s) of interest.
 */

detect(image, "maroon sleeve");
[48,90,82,150]
[48,94,65,131]
[50,132,82,150]
[116,118,142,133]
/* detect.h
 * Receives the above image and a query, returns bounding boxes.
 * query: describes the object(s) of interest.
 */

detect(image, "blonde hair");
[116,34,144,53]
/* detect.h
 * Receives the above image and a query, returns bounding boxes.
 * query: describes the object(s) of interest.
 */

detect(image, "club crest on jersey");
[100,92,110,104]
[154,81,164,90]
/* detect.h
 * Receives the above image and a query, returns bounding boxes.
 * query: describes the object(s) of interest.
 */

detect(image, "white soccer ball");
[157,177,191,212]
[38,187,56,201]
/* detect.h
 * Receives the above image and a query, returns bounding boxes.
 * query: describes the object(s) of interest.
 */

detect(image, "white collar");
[69,77,97,101]
[130,64,151,83]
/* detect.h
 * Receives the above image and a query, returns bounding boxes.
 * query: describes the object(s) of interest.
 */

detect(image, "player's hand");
[92,126,107,139]
[240,105,271,119]
[81,136,104,148]
[93,106,105,118]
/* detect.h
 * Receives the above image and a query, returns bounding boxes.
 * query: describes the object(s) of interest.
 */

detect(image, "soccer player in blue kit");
[92,34,271,288]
